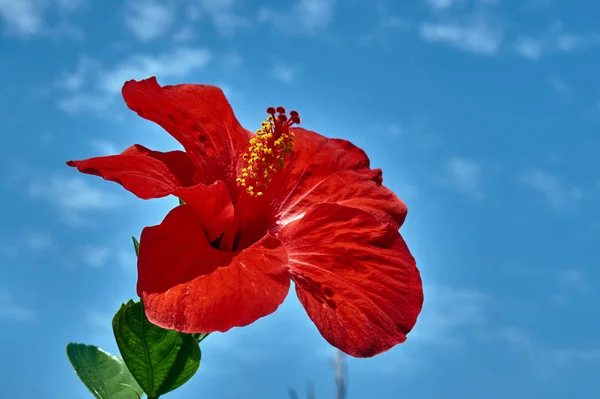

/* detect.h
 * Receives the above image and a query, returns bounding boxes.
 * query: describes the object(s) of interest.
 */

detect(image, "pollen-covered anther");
[238,106,301,195]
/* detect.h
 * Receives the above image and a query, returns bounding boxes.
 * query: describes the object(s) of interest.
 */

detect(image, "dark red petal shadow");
[122,77,251,190]
[173,181,234,242]
[137,205,290,333]
[279,202,423,358]
[66,144,195,199]
[271,128,406,230]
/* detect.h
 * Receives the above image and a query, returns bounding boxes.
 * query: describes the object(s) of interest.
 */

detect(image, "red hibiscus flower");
[67,77,423,358]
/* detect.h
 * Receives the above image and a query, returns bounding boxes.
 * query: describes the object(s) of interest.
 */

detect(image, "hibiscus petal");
[121,77,251,188]
[67,144,195,199]
[137,205,290,333]
[272,128,406,229]
[279,169,406,229]
[279,202,423,358]
[173,181,234,242]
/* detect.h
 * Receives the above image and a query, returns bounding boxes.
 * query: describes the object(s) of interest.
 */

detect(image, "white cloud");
[219,52,243,72]
[496,326,600,372]
[89,140,121,156]
[424,0,498,10]
[258,0,336,35]
[410,285,489,346]
[419,18,502,55]
[56,47,212,115]
[514,36,543,60]
[0,289,37,323]
[550,77,571,99]
[345,283,491,376]
[29,175,121,225]
[271,62,297,84]
[557,268,594,297]
[556,33,600,52]
[386,124,404,136]
[294,0,335,31]
[514,27,600,60]
[84,308,120,351]
[58,93,114,115]
[441,157,484,199]
[116,249,137,271]
[124,0,175,41]
[172,25,195,42]
[0,230,56,258]
[0,0,82,36]
[98,47,212,94]
[559,269,584,287]
[24,230,55,251]
[0,0,42,35]
[425,0,460,10]
[521,169,583,210]
[188,0,249,37]
[81,245,111,268]
[61,57,101,92]
[358,12,410,47]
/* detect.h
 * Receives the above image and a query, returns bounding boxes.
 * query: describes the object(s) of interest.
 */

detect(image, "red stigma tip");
[290,116,301,124]
[289,110,299,117]
[277,114,288,122]
[266,107,276,114]
[276,106,286,114]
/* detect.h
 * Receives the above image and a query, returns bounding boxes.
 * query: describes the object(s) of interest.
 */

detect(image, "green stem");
[192,332,210,343]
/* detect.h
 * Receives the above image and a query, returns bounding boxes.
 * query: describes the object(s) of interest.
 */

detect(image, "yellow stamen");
[237,107,300,196]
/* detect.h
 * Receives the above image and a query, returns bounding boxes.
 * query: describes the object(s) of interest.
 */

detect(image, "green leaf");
[131,237,140,257]
[66,343,144,399]
[178,198,185,205]
[112,300,201,398]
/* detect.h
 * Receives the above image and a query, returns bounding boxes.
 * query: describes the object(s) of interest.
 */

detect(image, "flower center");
[236,106,301,196]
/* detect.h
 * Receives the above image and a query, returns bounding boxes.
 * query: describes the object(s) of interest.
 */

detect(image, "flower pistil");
[237,107,300,196]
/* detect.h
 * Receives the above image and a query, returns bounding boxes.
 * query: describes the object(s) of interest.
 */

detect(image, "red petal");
[173,181,234,242]
[122,77,251,189]
[137,205,290,333]
[66,144,195,199]
[279,202,423,358]
[272,128,406,229]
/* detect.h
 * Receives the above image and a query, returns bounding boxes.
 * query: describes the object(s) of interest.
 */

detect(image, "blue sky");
[1,0,599,398]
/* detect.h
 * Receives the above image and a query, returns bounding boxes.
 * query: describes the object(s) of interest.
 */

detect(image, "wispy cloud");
[521,169,583,210]
[424,0,498,11]
[549,77,572,100]
[410,285,490,346]
[271,62,297,84]
[89,140,121,156]
[347,283,492,375]
[29,175,122,226]
[496,326,600,374]
[0,0,83,37]
[187,0,249,37]
[124,0,175,41]
[0,289,37,323]
[557,268,594,297]
[0,230,56,258]
[440,157,484,199]
[425,0,459,10]
[258,0,336,35]
[357,9,410,47]
[514,36,543,60]
[99,48,212,94]
[23,230,55,252]
[81,245,111,268]
[513,25,600,60]
[56,47,212,115]
[419,17,502,55]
